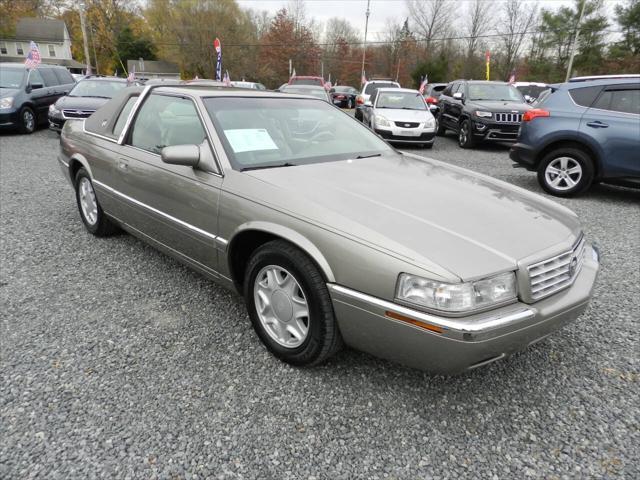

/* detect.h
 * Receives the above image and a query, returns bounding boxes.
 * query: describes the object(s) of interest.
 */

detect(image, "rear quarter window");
[568,86,602,107]
[53,68,74,85]
[39,68,60,87]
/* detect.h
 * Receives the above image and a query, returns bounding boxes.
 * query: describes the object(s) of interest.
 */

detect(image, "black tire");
[74,168,118,236]
[435,114,446,136]
[19,106,36,134]
[537,147,594,197]
[244,240,343,367]
[458,119,476,149]
[347,98,353,109]
[355,108,362,121]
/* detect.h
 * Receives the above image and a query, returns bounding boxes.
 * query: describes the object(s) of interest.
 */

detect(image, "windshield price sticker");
[224,129,279,153]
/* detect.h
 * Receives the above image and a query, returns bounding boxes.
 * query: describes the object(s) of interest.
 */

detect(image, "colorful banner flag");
[214,38,222,81]
[24,41,41,69]
[485,51,491,81]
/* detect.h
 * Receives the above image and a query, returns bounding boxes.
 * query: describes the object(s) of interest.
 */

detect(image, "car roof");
[365,80,399,84]
[514,82,549,87]
[150,85,327,100]
[561,77,640,89]
[290,76,323,79]
[459,80,511,85]
[0,62,66,69]
[282,84,325,90]
[376,87,420,94]
[80,76,129,83]
[569,74,640,82]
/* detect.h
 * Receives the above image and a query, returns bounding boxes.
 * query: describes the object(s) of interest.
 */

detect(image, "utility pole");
[78,1,92,75]
[565,0,587,82]
[360,0,371,82]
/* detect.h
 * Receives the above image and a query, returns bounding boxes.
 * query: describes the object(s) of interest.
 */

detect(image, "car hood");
[374,108,432,122]
[244,153,581,280]
[55,95,109,110]
[0,87,20,98]
[467,100,531,112]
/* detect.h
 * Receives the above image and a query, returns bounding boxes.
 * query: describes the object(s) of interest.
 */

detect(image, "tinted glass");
[568,86,602,107]
[70,80,127,98]
[441,83,453,96]
[333,86,351,92]
[281,86,328,100]
[0,68,25,88]
[27,69,44,87]
[39,68,59,86]
[203,97,392,171]
[364,82,399,95]
[593,89,640,114]
[53,68,74,85]
[468,83,523,102]
[130,94,206,154]
[290,78,323,86]
[113,96,138,137]
[377,91,426,110]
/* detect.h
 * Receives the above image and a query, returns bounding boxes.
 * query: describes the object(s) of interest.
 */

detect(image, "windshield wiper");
[241,162,297,172]
[354,153,382,159]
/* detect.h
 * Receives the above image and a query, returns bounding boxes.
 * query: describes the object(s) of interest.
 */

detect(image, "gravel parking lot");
[1,127,638,479]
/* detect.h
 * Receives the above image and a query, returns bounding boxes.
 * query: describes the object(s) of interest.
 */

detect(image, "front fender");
[228,221,336,282]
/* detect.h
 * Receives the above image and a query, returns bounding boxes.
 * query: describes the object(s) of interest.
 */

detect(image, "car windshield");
[377,91,426,110]
[364,82,399,95]
[468,84,524,102]
[203,97,392,171]
[290,78,323,86]
[0,68,25,89]
[69,80,127,98]
[281,87,327,100]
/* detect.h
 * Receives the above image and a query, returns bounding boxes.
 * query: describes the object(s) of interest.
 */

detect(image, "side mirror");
[453,92,464,101]
[524,94,534,104]
[161,144,200,167]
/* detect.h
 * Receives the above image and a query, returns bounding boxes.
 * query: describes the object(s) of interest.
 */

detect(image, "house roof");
[127,59,180,74]
[0,56,87,69]
[14,18,67,43]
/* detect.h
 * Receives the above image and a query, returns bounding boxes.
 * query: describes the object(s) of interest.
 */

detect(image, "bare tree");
[500,0,538,77]
[406,0,449,50]
[462,0,492,76]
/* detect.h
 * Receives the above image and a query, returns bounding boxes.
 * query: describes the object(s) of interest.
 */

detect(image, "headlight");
[0,97,14,109]
[396,272,516,314]
[475,110,492,118]
[374,115,391,127]
[424,115,435,128]
[49,103,60,114]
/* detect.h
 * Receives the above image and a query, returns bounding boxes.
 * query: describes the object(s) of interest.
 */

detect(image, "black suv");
[0,63,76,134]
[436,80,531,148]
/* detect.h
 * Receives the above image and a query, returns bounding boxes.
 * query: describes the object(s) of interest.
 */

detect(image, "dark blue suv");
[510,76,639,196]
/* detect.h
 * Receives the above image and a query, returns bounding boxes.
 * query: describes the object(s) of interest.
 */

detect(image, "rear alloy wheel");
[537,148,594,197]
[74,168,119,236]
[19,107,36,134]
[244,240,342,366]
[458,119,475,149]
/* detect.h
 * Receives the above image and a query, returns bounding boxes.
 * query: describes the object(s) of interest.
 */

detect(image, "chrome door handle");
[117,159,129,170]
[586,121,608,128]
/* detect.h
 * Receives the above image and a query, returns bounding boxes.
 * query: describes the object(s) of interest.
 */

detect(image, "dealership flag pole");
[485,50,490,81]
[78,1,92,75]
[360,0,371,85]
[565,0,587,82]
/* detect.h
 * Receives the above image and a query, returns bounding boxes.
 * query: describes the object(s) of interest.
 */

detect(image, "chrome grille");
[527,236,586,301]
[495,112,523,123]
[394,121,420,128]
[63,109,96,119]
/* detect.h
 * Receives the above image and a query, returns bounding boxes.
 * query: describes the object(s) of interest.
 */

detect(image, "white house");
[0,18,86,72]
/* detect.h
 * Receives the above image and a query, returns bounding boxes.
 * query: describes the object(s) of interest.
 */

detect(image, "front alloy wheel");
[20,107,36,134]
[458,119,475,148]
[244,240,342,366]
[74,167,119,236]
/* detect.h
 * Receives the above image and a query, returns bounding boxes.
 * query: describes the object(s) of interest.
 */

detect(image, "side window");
[0,42,7,54]
[441,83,453,96]
[27,69,45,87]
[369,91,378,104]
[39,68,59,86]
[53,68,73,85]
[113,96,139,138]
[16,43,24,55]
[129,94,206,154]
[593,89,640,115]
[569,86,602,107]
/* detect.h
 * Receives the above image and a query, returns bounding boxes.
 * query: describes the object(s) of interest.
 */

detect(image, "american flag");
[24,41,41,69]
[418,75,428,94]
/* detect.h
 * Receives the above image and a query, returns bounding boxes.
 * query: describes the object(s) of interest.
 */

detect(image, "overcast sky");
[237,0,583,39]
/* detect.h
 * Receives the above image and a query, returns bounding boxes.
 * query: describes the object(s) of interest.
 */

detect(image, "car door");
[113,92,223,273]
[580,84,640,179]
[52,68,76,97]
[440,82,459,128]
[25,69,50,119]
[448,82,465,127]
[37,67,62,111]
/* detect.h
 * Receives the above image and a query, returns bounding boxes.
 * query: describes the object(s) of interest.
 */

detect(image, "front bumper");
[471,119,520,142]
[328,244,599,374]
[375,128,436,144]
[0,109,19,128]
[48,113,66,132]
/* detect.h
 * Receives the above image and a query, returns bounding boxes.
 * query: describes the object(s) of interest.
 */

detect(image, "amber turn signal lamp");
[385,310,444,334]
